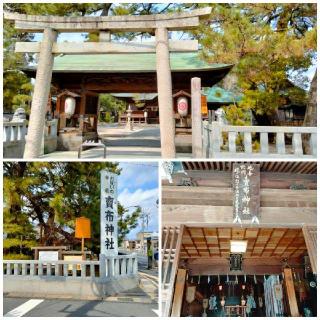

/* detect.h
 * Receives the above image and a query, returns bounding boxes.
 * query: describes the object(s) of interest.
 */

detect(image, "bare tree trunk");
[302,70,317,154]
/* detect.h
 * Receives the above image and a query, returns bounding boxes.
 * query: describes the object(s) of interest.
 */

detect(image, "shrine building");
[161,161,317,317]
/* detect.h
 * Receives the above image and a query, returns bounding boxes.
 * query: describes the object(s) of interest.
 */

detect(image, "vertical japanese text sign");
[232,163,260,222]
[100,170,118,256]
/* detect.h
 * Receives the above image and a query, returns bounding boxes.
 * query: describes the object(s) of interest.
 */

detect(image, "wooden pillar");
[191,77,202,158]
[23,28,57,158]
[283,268,299,317]
[171,268,187,316]
[79,93,86,133]
[155,27,176,158]
[302,225,317,274]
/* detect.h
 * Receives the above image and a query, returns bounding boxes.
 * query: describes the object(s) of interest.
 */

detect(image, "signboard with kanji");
[100,170,118,256]
[232,163,260,223]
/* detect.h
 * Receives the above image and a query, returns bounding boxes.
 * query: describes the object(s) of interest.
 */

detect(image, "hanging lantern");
[218,275,220,284]
[198,275,201,284]
[244,274,247,283]
[254,274,257,284]
[64,96,76,119]
[208,275,210,283]
[177,96,188,117]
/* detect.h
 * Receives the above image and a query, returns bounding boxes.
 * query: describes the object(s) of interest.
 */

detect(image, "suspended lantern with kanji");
[64,96,76,119]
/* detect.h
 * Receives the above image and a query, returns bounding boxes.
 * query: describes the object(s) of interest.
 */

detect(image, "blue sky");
[117,162,159,240]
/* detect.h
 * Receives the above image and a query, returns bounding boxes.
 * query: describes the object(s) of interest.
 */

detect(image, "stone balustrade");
[203,121,317,158]
[3,254,138,279]
[3,120,27,143]
[3,121,27,158]
[3,119,59,157]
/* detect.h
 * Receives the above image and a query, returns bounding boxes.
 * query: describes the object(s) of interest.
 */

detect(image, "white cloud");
[118,162,158,191]
[118,187,159,240]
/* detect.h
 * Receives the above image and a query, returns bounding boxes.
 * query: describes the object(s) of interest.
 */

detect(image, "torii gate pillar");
[24,28,57,158]
[156,27,176,158]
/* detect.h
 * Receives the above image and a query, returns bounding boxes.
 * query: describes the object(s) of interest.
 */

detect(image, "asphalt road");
[4,297,158,317]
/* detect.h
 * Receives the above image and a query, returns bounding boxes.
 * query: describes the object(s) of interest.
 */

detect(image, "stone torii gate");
[4,8,211,158]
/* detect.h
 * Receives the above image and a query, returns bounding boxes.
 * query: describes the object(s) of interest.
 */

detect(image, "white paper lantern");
[177,96,188,117]
[64,97,76,119]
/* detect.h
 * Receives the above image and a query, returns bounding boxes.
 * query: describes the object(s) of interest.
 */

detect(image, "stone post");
[155,27,176,158]
[99,253,107,278]
[23,28,57,158]
[191,77,202,158]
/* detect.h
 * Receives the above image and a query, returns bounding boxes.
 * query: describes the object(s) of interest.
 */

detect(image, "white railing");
[203,121,317,159]
[3,254,138,279]
[3,120,27,143]
[3,119,58,143]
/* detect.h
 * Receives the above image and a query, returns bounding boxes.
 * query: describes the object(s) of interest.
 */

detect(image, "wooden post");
[283,268,299,317]
[191,77,202,158]
[171,268,187,316]
[23,28,57,158]
[81,237,85,260]
[302,225,317,274]
[79,93,86,132]
[155,27,176,158]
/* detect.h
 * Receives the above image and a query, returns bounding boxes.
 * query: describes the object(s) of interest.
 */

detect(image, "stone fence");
[202,121,317,159]
[4,254,137,278]
[3,119,58,158]
[3,254,138,299]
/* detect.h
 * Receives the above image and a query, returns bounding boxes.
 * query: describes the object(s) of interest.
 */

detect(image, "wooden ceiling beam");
[164,171,316,189]
[162,186,317,207]
[162,206,316,228]
[186,227,200,257]
[279,229,304,258]
[270,229,289,257]
[201,228,211,256]
[259,228,276,257]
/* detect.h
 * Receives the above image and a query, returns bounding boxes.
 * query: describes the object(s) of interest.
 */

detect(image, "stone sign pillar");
[156,27,176,158]
[100,170,118,257]
[23,28,57,158]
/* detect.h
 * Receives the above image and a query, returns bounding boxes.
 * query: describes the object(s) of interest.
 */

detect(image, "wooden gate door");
[161,224,185,316]
[302,225,317,273]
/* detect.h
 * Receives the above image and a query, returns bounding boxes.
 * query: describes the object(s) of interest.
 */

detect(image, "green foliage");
[3,253,32,260]
[195,3,316,122]
[3,162,140,255]
[118,204,141,246]
[223,104,251,126]
[99,94,127,123]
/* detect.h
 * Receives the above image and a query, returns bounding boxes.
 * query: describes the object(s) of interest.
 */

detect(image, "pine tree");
[3,162,141,257]
[195,3,316,123]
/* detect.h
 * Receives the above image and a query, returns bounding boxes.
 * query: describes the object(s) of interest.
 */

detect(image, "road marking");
[152,309,160,316]
[4,299,44,317]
